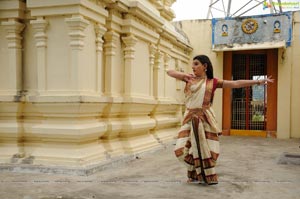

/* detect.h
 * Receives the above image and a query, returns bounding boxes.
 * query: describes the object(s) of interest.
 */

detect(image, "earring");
[205,69,207,72]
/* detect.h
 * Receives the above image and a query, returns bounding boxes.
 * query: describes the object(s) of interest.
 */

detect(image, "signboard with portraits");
[212,12,292,51]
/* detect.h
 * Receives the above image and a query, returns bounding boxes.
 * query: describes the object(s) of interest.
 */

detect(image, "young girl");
[167,55,273,185]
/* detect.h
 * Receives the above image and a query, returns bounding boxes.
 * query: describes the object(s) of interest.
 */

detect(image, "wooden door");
[223,50,278,137]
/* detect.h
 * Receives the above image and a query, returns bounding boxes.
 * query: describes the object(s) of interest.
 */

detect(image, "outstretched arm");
[166,69,193,82]
[223,76,274,88]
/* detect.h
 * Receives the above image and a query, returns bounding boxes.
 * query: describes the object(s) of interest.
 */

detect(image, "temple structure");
[0,0,299,174]
[0,0,191,173]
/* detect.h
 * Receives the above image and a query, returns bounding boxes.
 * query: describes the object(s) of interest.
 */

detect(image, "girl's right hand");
[183,74,194,82]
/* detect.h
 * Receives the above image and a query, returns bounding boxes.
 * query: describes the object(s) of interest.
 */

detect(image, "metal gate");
[231,54,267,131]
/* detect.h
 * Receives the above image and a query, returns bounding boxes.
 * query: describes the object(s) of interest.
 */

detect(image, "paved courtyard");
[0,136,300,199]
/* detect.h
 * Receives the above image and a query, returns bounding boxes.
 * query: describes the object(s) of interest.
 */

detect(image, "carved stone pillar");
[103,30,120,97]
[65,15,89,91]
[149,44,157,97]
[1,19,25,96]
[163,53,171,98]
[94,24,106,95]
[175,59,182,90]
[153,50,163,99]
[122,34,138,97]
[0,19,25,162]
[30,17,48,93]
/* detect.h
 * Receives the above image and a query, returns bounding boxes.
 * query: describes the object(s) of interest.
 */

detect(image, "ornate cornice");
[124,13,156,33]
[122,13,160,44]
[149,0,176,21]
[128,1,164,28]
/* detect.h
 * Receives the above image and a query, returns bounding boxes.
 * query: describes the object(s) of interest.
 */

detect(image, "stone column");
[94,24,106,95]
[103,30,120,97]
[149,44,157,97]
[163,53,171,98]
[0,19,25,163]
[122,34,138,97]
[175,59,181,90]
[1,19,25,97]
[153,50,163,99]
[30,17,48,93]
[65,15,89,92]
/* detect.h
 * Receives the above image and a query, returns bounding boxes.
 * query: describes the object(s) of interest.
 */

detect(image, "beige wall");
[176,12,300,139]
[277,48,292,138]
[290,11,300,138]
[0,0,192,169]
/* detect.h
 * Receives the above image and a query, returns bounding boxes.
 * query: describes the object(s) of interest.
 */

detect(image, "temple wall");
[0,0,192,169]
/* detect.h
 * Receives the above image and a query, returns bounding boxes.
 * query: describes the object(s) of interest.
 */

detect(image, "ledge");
[0,0,25,19]
[0,142,168,175]
[128,0,164,29]
[24,94,159,104]
[27,0,108,23]
[212,40,286,52]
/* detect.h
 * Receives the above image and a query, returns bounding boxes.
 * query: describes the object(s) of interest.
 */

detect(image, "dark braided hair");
[193,55,214,79]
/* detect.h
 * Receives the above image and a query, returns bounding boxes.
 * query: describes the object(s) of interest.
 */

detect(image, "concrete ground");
[0,136,300,199]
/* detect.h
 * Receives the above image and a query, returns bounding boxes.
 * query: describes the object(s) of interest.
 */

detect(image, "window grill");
[231,54,267,130]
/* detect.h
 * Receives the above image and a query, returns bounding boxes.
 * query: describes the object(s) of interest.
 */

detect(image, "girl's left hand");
[257,76,274,85]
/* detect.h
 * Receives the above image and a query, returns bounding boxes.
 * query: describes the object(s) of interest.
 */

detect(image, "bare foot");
[187,178,199,183]
[187,178,206,184]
